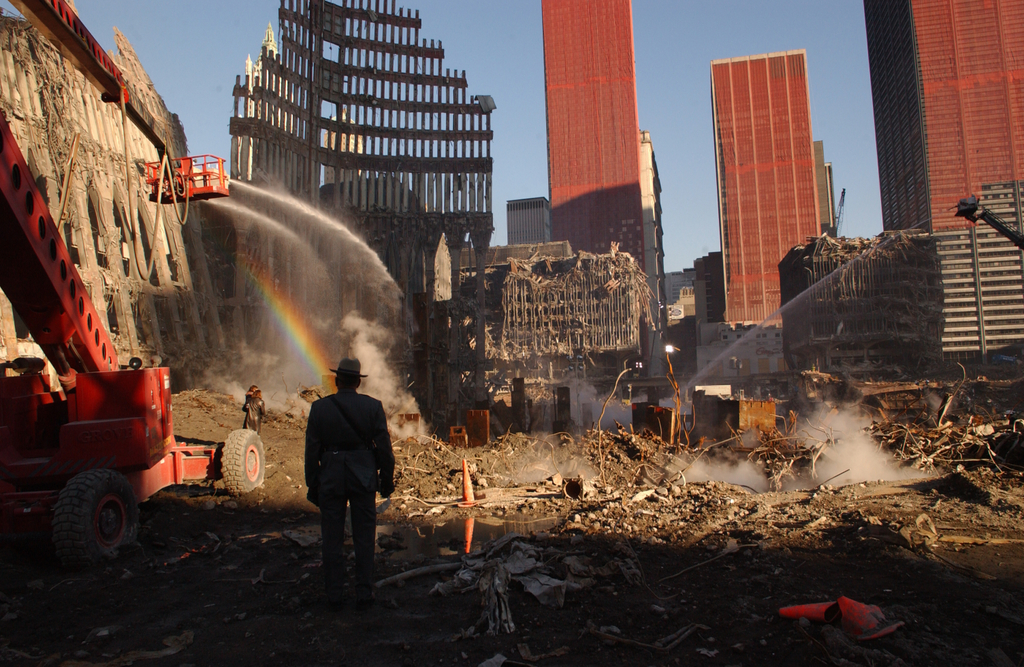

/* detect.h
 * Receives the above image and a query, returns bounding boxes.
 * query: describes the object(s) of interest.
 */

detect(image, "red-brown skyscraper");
[542,0,645,264]
[711,51,821,324]
[865,0,1024,360]
[865,0,1024,233]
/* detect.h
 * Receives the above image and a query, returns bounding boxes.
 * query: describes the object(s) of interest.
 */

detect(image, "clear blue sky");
[2,0,881,273]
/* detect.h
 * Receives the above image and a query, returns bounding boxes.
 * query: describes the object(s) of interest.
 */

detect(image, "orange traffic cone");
[779,601,840,623]
[464,517,475,554]
[458,459,476,508]
[837,597,904,640]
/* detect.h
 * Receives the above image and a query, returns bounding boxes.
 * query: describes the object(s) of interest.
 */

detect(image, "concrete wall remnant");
[0,16,224,386]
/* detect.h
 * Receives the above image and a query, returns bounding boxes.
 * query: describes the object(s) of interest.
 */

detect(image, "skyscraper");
[711,50,821,324]
[864,0,1024,360]
[507,197,551,245]
[814,140,836,237]
[542,0,645,264]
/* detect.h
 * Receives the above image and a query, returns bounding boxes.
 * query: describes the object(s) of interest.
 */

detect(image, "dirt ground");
[2,378,1024,667]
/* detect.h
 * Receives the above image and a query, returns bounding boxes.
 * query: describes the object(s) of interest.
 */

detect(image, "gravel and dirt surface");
[2,378,1024,667]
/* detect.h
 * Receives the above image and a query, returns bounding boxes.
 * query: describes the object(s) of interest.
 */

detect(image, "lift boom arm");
[0,112,117,376]
[8,0,166,154]
[955,196,1024,252]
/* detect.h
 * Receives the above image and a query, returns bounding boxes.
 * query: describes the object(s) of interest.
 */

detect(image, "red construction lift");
[1,0,256,567]
[144,155,230,204]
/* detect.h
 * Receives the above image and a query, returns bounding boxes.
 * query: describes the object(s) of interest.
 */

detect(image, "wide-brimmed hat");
[332,357,367,377]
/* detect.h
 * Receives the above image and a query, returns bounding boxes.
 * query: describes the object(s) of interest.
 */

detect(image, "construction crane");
[955,196,1024,251]
[0,0,258,567]
[835,188,846,236]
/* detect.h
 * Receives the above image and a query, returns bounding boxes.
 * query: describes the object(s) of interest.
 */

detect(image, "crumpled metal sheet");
[430,565,481,597]
[504,550,539,576]
[476,654,506,667]
[514,572,567,609]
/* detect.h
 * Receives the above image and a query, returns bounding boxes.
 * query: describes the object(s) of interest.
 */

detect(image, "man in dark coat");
[304,358,395,611]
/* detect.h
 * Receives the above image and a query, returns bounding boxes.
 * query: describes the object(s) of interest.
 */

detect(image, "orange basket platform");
[144,155,229,204]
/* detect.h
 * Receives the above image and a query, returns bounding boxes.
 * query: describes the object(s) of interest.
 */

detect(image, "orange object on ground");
[778,601,840,623]
[837,596,905,641]
[458,459,476,507]
[779,597,904,641]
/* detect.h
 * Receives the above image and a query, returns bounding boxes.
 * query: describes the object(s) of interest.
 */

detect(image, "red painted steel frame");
[8,0,168,153]
[8,0,127,99]
[0,116,220,538]
[0,365,220,535]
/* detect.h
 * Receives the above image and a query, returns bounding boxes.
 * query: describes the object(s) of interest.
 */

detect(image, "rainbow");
[241,262,332,378]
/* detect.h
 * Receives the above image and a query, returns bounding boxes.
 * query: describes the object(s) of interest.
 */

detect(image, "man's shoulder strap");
[327,393,370,445]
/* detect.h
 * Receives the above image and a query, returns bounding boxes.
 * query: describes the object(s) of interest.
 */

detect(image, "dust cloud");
[572,381,632,429]
[512,437,598,485]
[799,410,926,489]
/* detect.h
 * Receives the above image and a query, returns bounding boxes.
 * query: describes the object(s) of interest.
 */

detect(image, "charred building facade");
[228,0,495,424]
[468,246,653,385]
[779,232,943,373]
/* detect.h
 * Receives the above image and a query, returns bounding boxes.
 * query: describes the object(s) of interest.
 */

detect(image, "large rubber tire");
[52,469,139,569]
[221,429,265,496]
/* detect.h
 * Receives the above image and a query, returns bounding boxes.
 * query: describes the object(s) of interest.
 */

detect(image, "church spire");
[261,22,277,58]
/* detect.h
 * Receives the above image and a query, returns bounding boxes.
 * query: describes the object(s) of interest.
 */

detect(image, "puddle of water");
[279,515,560,559]
[377,515,560,560]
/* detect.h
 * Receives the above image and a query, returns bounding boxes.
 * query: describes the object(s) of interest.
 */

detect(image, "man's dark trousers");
[318,449,377,604]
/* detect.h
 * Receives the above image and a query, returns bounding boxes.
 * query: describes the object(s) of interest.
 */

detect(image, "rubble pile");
[874,414,1024,468]
[2,379,1023,666]
[388,384,1023,515]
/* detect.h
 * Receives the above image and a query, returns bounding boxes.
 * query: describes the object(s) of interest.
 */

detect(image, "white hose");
[119,86,190,279]
[166,153,190,225]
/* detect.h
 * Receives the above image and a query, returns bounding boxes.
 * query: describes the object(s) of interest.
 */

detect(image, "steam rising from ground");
[571,382,632,429]
[512,438,598,484]
[337,313,423,438]
[203,346,317,418]
[681,409,925,492]
[202,315,425,436]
